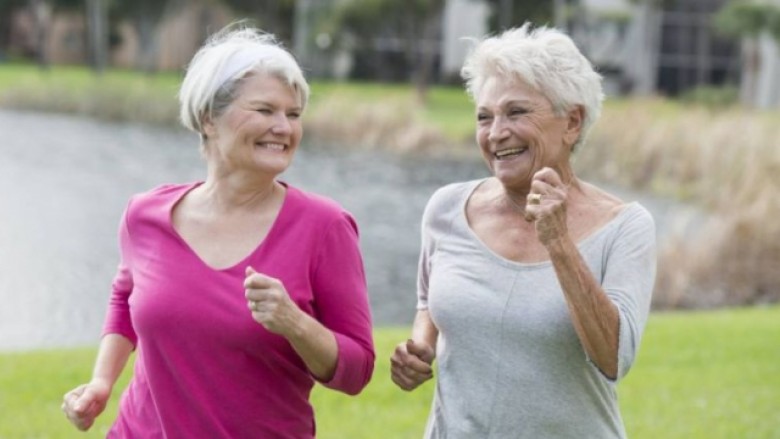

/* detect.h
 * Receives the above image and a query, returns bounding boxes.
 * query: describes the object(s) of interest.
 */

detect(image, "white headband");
[215,45,286,90]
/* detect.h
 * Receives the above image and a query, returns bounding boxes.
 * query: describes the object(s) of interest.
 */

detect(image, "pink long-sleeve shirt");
[102,182,375,438]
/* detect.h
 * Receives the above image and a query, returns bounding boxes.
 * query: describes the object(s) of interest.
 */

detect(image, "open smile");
[254,142,287,152]
[494,146,528,160]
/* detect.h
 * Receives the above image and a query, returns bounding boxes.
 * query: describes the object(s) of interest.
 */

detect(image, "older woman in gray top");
[390,24,656,438]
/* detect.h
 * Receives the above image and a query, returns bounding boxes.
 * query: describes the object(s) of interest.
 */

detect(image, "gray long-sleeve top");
[417,179,657,439]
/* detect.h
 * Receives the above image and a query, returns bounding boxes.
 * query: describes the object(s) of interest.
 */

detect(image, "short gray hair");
[178,24,310,137]
[461,23,603,151]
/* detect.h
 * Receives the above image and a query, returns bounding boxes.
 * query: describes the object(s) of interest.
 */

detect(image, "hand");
[525,167,569,245]
[61,379,111,431]
[244,266,302,337]
[390,339,435,391]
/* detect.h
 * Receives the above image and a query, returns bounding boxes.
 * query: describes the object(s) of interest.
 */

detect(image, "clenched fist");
[244,266,303,337]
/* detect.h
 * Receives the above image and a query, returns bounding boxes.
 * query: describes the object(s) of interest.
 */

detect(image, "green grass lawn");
[1,306,778,438]
[0,64,475,144]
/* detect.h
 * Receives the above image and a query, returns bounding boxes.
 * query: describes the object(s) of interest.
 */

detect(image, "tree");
[23,0,82,69]
[714,0,780,105]
[110,0,172,73]
[481,0,554,31]
[0,0,28,59]
[86,0,109,73]
[333,0,446,103]
[220,0,296,45]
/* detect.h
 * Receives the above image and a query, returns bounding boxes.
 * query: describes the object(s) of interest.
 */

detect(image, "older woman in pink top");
[61,24,375,438]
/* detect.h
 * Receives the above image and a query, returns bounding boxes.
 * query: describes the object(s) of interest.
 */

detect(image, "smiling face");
[202,72,303,179]
[476,77,580,190]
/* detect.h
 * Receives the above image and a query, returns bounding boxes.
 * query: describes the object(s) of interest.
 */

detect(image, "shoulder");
[125,182,197,220]
[578,181,655,231]
[426,179,484,214]
[618,202,656,234]
[596,202,656,255]
[285,183,355,225]
[420,179,483,234]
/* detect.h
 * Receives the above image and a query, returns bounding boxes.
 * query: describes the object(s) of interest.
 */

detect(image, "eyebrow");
[503,99,534,106]
[246,100,302,112]
[246,99,274,107]
[476,99,534,112]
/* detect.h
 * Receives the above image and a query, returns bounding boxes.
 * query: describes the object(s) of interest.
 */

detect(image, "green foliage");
[482,0,554,31]
[679,85,739,108]
[52,0,85,12]
[0,64,476,138]
[1,307,779,438]
[713,0,780,40]
[0,63,181,124]
[221,0,296,42]
[327,0,445,45]
[596,9,633,27]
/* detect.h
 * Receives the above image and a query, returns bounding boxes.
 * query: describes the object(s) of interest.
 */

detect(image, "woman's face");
[475,77,578,189]
[203,73,303,178]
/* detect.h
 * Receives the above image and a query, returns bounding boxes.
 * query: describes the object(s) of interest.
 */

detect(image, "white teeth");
[257,143,285,151]
[495,147,526,158]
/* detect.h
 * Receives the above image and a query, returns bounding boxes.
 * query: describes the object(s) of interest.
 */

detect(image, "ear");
[201,113,217,139]
[562,105,584,149]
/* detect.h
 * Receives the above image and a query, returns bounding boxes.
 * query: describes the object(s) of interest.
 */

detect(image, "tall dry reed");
[4,73,777,309]
[579,99,780,308]
[305,94,452,155]
[1,80,179,126]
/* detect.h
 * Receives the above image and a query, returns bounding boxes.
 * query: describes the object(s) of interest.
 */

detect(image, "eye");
[508,107,528,116]
[256,108,272,115]
[287,111,301,120]
[477,113,491,122]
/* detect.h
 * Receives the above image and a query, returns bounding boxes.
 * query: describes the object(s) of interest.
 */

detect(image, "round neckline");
[457,178,637,270]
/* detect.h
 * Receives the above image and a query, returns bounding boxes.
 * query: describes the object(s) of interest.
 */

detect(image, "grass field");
[0,63,475,145]
[1,306,778,438]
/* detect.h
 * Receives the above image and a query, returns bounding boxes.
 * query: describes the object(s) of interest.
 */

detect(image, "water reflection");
[0,110,485,350]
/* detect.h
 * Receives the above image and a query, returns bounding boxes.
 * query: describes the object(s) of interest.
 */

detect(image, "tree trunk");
[632,0,661,95]
[86,0,109,73]
[740,38,760,106]
[413,1,444,105]
[135,14,159,74]
[30,0,51,70]
[499,0,513,30]
[553,0,566,30]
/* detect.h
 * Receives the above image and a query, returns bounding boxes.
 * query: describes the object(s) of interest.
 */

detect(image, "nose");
[488,115,509,143]
[271,112,293,136]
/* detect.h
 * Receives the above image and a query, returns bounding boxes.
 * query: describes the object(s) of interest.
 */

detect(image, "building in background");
[572,0,779,107]
[2,0,778,107]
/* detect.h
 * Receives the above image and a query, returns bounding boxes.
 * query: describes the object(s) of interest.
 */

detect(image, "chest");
[468,212,550,262]
[466,207,612,263]
[427,249,579,354]
[173,208,277,270]
[127,225,316,354]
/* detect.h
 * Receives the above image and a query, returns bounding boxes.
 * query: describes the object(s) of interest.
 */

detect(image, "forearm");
[91,334,134,390]
[546,235,620,378]
[411,309,438,352]
[285,312,339,381]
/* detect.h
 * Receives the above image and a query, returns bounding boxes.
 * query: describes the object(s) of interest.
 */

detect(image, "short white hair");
[461,23,603,151]
[178,24,310,136]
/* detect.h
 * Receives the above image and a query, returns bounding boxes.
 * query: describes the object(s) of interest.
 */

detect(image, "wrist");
[282,307,310,341]
[89,376,114,393]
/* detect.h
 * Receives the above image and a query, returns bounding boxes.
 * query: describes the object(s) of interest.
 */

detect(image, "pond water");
[0,110,489,351]
[0,110,694,351]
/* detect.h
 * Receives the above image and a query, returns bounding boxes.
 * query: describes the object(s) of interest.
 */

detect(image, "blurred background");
[1,0,779,103]
[1,1,779,437]
[1,0,778,346]
[0,0,778,342]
